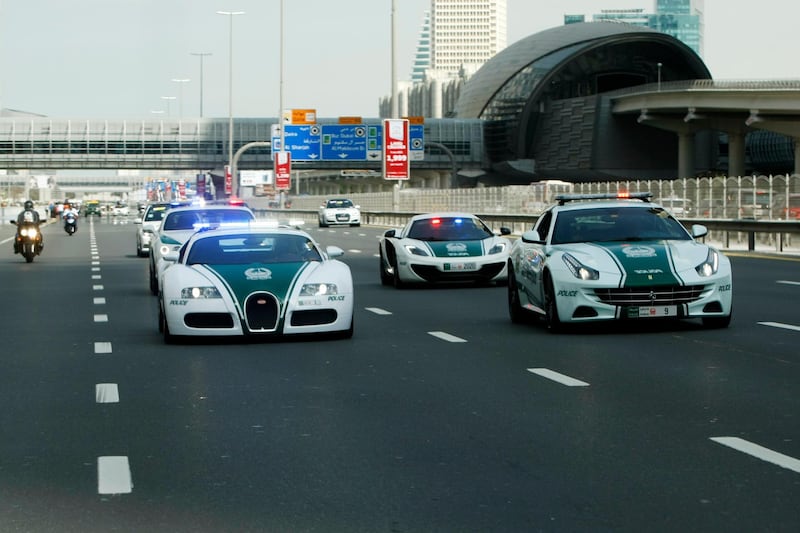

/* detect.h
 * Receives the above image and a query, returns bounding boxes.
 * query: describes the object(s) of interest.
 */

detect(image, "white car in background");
[318,198,361,227]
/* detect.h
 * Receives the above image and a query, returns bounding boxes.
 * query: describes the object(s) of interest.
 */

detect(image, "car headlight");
[300,283,338,296]
[180,287,222,299]
[695,249,719,277]
[562,253,599,280]
[487,242,507,255]
[404,244,430,257]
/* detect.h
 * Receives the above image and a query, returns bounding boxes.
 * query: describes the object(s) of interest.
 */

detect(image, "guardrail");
[255,209,800,253]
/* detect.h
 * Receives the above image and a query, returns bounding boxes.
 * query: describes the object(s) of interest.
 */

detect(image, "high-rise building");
[386,0,508,118]
[412,0,507,81]
[565,0,704,56]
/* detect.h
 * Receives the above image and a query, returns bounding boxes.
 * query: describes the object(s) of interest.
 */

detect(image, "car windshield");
[144,206,169,221]
[162,209,254,230]
[327,200,353,208]
[550,206,691,244]
[185,233,322,265]
[407,216,492,241]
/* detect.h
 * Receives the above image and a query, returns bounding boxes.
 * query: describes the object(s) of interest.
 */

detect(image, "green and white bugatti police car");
[158,225,353,342]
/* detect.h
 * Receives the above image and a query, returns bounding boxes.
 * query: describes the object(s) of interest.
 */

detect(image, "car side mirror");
[521,229,543,244]
[326,246,344,258]
[384,229,396,238]
[163,250,179,263]
[690,224,708,239]
[499,227,511,236]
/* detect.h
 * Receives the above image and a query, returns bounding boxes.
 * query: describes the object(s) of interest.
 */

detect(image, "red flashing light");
[431,218,441,225]
[228,197,245,206]
[617,191,630,199]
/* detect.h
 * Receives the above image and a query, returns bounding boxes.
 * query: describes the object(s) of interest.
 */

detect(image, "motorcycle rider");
[63,203,79,232]
[14,200,43,254]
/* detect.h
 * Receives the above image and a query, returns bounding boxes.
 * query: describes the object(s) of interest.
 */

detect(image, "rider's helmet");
[24,200,34,210]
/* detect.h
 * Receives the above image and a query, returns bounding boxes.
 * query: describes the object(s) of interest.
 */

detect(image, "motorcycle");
[10,220,43,263]
[64,213,78,235]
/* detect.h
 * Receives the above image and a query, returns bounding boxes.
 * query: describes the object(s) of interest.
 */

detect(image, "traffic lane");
[337,246,800,528]
[4,218,792,523]
[0,220,136,530]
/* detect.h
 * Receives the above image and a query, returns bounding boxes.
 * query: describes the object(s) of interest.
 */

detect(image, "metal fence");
[276,174,800,221]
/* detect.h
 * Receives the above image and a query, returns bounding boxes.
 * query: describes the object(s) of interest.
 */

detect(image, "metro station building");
[448,21,798,185]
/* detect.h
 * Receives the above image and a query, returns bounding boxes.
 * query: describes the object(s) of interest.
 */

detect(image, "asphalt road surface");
[0,216,798,532]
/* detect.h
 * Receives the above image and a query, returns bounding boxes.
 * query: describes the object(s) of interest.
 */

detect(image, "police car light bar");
[555,192,653,205]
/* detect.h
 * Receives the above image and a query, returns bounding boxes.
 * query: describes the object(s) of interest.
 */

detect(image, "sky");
[1,0,799,119]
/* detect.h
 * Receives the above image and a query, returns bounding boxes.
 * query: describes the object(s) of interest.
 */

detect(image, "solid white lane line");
[365,307,392,315]
[777,280,800,286]
[94,297,106,305]
[95,384,119,403]
[758,321,800,332]
[97,456,133,494]
[94,342,112,354]
[94,314,109,323]
[710,437,800,474]
[527,368,590,387]
[428,331,467,343]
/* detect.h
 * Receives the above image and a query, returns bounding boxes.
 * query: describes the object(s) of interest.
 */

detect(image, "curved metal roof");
[454,21,710,118]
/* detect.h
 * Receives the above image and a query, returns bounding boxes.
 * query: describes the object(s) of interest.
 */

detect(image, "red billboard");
[382,119,410,180]
[274,151,291,190]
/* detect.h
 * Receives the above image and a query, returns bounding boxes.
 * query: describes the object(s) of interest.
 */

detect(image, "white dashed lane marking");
[366,307,392,315]
[428,331,468,343]
[758,321,800,332]
[527,368,590,387]
[711,437,800,474]
[95,384,120,403]
[97,456,133,494]
[776,280,800,286]
[94,342,113,354]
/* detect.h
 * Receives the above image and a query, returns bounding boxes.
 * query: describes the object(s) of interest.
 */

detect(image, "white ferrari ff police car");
[158,225,353,342]
[507,193,733,331]
[148,203,256,295]
[379,212,512,288]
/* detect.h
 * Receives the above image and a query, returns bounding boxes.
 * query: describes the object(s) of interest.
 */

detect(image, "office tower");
[418,0,508,79]
[566,0,703,56]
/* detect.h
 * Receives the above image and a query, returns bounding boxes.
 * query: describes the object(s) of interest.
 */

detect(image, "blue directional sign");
[321,125,368,160]
[271,122,423,162]
[271,124,321,161]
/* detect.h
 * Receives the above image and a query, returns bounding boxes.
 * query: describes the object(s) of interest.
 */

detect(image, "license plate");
[629,305,677,318]
[444,262,476,271]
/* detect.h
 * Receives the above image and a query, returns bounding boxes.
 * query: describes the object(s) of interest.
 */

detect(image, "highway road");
[0,215,798,532]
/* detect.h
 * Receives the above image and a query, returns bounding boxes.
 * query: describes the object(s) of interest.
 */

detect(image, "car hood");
[555,240,710,286]
[196,261,314,304]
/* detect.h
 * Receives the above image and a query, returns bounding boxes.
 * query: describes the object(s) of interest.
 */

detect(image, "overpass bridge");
[1,80,799,194]
[0,117,485,194]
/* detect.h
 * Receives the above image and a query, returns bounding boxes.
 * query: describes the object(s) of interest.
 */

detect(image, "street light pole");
[190,52,212,117]
[217,10,245,193]
[657,62,663,91]
[171,78,190,119]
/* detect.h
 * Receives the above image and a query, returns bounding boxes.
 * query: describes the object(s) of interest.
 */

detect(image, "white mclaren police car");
[158,225,354,342]
[507,193,733,331]
[379,212,512,288]
[148,203,256,295]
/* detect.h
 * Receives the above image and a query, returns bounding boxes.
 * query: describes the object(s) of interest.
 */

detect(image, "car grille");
[594,285,704,306]
[244,292,280,332]
[335,213,350,222]
[410,262,505,282]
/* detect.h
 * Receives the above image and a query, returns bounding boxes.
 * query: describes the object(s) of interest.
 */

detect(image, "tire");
[379,247,392,286]
[391,256,404,289]
[149,261,159,295]
[507,264,531,324]
[544,275,562,333]
[702,307,732,329]
[23,243,35,263]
